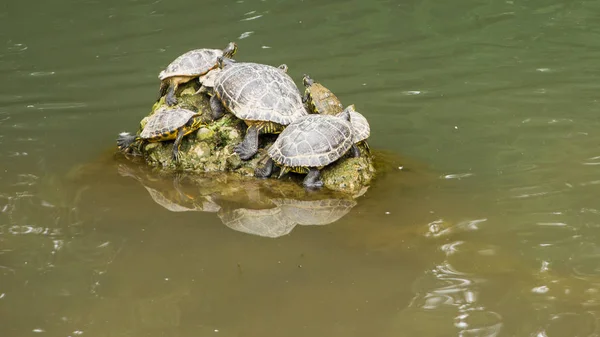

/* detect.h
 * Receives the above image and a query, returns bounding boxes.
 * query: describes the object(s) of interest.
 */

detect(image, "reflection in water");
[117,162,221,213]
[117,160,358,238]
[218,207,295,238]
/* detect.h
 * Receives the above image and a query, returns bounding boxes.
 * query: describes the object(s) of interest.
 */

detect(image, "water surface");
[2,0,600,336]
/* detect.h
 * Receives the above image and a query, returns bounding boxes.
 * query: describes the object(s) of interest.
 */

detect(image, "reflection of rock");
[117,162,220,213]
[118,81,375,194]
[218,207,296,238]
[116,159,359,238]
[143,186,220,213]
[272,198,357,226]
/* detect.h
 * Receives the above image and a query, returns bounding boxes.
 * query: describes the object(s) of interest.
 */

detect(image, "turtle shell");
[268,114,354,168]
[306,83,344,115]
[198,68,222,88]
[213,62,306,125]
[140,107,196,140]
[158,48,224,80]
[339,106,370,143]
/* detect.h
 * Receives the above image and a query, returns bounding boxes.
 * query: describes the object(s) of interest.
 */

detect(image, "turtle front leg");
[351,144,361,158]
[210,96,226,120]
[166,82,179,106]
[158,81,169,102]
[303,168,323,188]
[234,125,259,160]
[172,127,186,162]
[254,156,275,178]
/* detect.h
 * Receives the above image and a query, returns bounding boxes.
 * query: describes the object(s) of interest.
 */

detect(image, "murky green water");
[3,0,600,335]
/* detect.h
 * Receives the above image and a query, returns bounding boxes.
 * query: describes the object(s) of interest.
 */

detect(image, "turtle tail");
[117,132,139,153]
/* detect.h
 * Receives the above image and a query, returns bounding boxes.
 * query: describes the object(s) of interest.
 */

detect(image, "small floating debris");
[26,102,87,110]
[239,31,254,39]
[531,285,549,294]
[442,173,473,180]
[29,71,55,77]
[536,222,568,227]
[241,15,262,21]
[402,90,422,95]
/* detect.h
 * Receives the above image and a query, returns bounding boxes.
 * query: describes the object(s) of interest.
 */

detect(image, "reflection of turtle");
[116,107,205,161]
[272,198,356,225]
[159,42,237,106]
[210,57,307,160]
[217,207,296,238]
[117,163,221,213]
[144,186,220,213]
[255,111,355,188]
[339,104,371,155]
[302,74,344,115]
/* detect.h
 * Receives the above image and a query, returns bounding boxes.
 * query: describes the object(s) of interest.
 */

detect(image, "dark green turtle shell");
[305,82,344,115]
[267,114,354,168]
[213,62,307,125]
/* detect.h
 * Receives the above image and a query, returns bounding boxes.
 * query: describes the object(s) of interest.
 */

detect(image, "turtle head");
[217,56,235,69]
[302,74,314,87]
[223,42,238,57]
[278,64,288,73]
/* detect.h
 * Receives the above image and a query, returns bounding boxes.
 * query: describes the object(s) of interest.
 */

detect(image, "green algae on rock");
[118,81,375,194]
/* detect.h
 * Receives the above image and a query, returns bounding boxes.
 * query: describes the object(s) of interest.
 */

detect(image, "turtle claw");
[254,157,274,178]
[166,94,178,107]
[210,96,225,120]
[234,143,256,161]
[235,125,260,160]
[302,168,323,189]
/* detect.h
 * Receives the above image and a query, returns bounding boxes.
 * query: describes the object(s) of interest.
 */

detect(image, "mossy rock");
[120,81,375,195]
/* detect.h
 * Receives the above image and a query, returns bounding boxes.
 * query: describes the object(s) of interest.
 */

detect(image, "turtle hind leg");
[234,125,259,160]
[172,127,187,162]
[254,156,275,178]
[210,96,226,120]
[303,168,323,188]
[166,82,179,106]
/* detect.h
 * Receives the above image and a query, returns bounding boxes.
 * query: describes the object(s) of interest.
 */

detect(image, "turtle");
[338,104,371,156]
[116,106,205,161]
[158,42,237,106]
[254,110,356,188]
[210,57,306,160]
[302,74,344,115]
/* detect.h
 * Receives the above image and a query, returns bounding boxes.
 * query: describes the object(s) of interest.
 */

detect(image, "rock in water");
[117,81,375,194]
